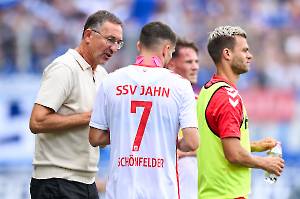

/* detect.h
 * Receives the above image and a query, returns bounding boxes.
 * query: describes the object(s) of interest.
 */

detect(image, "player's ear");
[223,48,232,61]
[83,29,93,44]
[162,44,170,58]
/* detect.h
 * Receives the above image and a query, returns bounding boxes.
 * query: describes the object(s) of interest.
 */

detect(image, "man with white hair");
[196,25,285,199]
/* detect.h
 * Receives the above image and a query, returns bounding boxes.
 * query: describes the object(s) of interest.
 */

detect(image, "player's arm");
[95,178,106,193]
[212,88,284,175]
[177,128,197,158]
[178,80,199,152]
[89,127,110,147]
[178,127,199,152]
[29,104,91,134]
[89,81,109,148]
[222,137,284,176]
[29,64,91,134]
[251,137,277,152]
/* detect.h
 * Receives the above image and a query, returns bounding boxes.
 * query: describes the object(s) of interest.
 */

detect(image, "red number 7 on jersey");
[131,100,153,151]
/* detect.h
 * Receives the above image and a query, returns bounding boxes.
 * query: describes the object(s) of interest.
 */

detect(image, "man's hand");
[222,137,285,175]
[251,137,277,152]
[259,156,285,176]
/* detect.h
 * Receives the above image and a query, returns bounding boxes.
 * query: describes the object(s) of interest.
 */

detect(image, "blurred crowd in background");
[1,0,300,90]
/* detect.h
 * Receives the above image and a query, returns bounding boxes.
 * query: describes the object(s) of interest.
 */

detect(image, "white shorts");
[178,156,198,199]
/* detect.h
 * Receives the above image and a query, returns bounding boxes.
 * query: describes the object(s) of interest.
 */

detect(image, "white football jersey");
[90,65,197,199]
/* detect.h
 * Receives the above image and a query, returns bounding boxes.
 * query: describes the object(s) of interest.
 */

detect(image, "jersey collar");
[133,56,162,68]
[69,49,92,71]
[210,74,237,89]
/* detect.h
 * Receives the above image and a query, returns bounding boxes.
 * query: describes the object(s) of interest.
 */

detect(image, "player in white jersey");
[167,38,200,199]
[89,22,199,199]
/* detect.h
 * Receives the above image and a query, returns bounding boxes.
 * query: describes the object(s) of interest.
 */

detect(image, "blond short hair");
[207,26,247,64]
[208,26,247,42]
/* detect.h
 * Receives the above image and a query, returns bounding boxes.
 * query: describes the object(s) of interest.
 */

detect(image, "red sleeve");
[206,87,243,139]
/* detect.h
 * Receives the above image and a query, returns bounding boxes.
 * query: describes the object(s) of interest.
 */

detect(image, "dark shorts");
[30,178,99,199]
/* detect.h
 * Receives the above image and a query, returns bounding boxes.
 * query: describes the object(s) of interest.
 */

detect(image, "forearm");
[30,112,89,134]
[251,137,277,152]
[225,147,264,169]
[223,137,265,169]
[227,150,282,174]
[222,138,284,175]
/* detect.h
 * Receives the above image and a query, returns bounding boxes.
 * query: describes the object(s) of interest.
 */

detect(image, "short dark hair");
[139,21,177,49]
[82,10,122,38]
[172,38,198,58]
[207,26,247,64]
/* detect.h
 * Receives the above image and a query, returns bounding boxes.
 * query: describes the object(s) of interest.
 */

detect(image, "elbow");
[29,119,41,134]
[225,153,239,164]
[29,113,48,134]
[89,136,98,147]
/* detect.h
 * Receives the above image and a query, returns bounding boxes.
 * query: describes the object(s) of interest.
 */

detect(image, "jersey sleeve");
[90,81,108,130]
[179,80,198,129]
[35,64,73,112]
[206,87,243,139]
